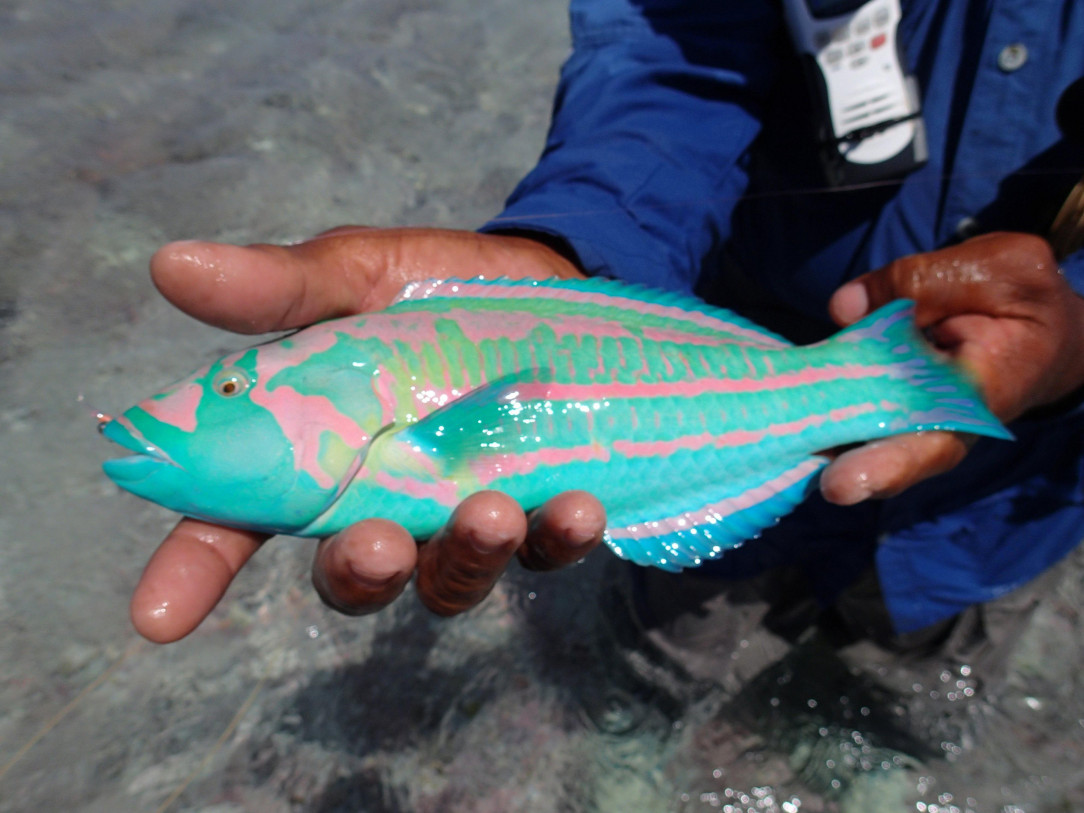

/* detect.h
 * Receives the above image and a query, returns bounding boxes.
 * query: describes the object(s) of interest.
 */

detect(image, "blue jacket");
[481,0,1084,633]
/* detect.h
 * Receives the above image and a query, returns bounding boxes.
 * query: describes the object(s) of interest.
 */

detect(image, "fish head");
[102,328,387,534]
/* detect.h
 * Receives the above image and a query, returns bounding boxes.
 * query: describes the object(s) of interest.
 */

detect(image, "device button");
[873,7,891,27]
[870,33,887,49]
[826,48,844,65]
[997,43,1029,73]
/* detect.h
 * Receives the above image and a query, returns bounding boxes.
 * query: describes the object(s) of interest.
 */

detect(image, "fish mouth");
[100,418,176,484]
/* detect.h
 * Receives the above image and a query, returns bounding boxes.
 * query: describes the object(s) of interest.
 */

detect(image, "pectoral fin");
[394,370,552,479]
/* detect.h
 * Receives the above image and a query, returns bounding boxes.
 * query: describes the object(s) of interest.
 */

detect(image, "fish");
[100,276,1011,571]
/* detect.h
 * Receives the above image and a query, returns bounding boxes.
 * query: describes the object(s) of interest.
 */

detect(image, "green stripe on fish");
[101,277,1011,571]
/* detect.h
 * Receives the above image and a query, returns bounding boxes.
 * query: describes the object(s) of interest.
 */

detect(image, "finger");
[130,519,267,643]
[518,490,607,571]
[415,491,529,616]
[311,519,417,616]
[828,233,1059,327]
[819,431,970,505]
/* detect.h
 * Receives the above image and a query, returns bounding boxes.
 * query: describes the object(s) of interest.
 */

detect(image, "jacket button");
[997,43,1028,72]
[955,217,980,239]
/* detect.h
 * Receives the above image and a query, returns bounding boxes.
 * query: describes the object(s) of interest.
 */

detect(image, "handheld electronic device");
[782,0,927,186]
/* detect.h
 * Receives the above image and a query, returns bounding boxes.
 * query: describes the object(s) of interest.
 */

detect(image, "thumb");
[151,227,584,334]
[150,234,376,334]
[828,232,1059,329]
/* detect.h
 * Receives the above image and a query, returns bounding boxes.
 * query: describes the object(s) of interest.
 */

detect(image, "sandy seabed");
[1,1,1083,811]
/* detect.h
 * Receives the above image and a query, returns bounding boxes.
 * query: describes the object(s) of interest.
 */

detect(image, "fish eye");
[212,367,251,398]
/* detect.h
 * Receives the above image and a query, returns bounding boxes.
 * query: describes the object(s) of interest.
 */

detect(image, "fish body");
[102,277,1011,571]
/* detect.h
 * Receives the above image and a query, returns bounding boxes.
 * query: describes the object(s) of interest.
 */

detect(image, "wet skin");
[130,228,1084,643]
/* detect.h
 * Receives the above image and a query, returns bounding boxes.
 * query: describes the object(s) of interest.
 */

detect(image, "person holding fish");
[120,0,1084,670]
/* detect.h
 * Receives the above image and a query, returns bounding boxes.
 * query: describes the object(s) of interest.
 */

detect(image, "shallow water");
[1,1,1083,811]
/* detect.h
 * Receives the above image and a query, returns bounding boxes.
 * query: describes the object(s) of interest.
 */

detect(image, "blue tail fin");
[829,299,1012,440]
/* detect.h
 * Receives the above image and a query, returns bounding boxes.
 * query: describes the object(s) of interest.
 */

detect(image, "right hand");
[821,232,1084,504]
[130,227,607,643]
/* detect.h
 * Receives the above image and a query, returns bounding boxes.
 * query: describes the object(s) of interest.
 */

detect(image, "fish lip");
[101,418,168,458]
[102,453,169,484]
[100,418,177,482]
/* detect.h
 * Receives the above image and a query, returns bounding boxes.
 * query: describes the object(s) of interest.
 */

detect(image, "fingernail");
[821,466,873,506]
[839,477,873,505]
[468,530,518,556]
[347,561,399,589]
[831,282,870,324]
[529,501,603,545]
[563,523,601,548]
[323,531,404,589]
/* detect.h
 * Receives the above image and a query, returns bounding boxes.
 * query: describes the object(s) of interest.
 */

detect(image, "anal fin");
[606,456,828,572]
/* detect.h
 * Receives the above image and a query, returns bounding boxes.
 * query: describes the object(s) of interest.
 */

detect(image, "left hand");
[820,231,1084,505]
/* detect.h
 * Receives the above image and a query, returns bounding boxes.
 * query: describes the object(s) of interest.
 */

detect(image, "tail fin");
[828,299,1013,441]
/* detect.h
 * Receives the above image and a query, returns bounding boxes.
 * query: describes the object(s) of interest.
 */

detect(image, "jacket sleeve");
[479,0,782,293]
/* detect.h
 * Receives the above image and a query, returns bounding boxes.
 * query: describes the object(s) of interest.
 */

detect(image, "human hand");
[819,232,1084,505]
[130,227,606,643]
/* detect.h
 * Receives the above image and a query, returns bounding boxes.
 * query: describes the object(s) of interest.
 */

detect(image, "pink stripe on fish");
[371,371,404,425]
[504,364,902,402]
[373,471,460,508]
[143,382,202,433]
[249,384,372,489]
[251,329,340,375]
[609,457,824,542]
[611,403,878,458]
[468,443,611,487]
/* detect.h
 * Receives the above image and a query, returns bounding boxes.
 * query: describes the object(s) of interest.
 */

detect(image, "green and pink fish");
[101,277,1011,571]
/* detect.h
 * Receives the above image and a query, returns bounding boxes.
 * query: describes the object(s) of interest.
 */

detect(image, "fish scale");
[101,276,1012,572]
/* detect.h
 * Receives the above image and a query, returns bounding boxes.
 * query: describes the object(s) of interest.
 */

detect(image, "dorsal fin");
[391,276,792,347]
